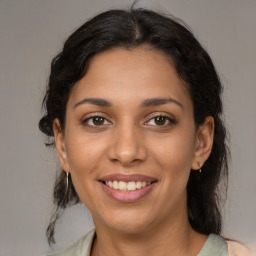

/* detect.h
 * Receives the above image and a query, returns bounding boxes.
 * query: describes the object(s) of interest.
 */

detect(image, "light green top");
[49,229,228,256]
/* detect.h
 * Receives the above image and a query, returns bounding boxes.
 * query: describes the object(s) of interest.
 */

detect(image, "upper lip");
[98,174,157,183]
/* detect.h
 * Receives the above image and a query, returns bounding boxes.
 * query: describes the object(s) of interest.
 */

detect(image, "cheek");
[63,133,105,199]
[64,134,105,210]
[151,129,196,176]
[65,132,104,170]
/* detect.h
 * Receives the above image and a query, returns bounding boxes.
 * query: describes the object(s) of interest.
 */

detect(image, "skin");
[54,46,214,256]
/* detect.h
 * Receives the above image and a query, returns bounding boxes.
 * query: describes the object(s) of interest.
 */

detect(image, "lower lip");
[100,182,156,202]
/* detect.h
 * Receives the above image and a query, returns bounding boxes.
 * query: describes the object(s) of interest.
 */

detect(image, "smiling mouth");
[100,180,157,191]
[97,174,158,202]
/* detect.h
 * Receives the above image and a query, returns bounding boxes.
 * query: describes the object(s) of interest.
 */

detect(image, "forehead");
[68,46,192,109]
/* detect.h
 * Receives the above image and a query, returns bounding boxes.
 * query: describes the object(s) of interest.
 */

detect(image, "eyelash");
[81,114,176,129]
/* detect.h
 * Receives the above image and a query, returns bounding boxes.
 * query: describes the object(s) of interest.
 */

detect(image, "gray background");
[0,0,255,255]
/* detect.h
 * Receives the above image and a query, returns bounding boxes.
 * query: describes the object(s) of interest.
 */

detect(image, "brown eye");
[146,115,176,127]
[82,115,111,127]
[155,116,167,126]
[92,116,104,125]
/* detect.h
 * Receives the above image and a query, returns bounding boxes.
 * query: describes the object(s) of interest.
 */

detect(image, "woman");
[39,7,254,256]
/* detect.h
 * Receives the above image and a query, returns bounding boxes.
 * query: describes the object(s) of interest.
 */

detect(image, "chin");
[95,208,158,235]
[110,221,152,235]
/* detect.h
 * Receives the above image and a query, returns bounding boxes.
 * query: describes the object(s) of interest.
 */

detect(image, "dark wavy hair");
[39,7,229,246]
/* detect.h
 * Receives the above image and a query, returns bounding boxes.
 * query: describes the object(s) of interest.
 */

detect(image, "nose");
[107,124,147,166]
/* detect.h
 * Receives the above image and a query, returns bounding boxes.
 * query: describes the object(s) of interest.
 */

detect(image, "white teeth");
[127,181,136,191]
[106,181,113,187]
[119,181,127,191]
[112,180,118,189]
[104,180,152,191]
[136,181,142,189]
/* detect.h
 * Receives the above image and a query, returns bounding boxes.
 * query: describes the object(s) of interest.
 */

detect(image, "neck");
[91,213,207,256]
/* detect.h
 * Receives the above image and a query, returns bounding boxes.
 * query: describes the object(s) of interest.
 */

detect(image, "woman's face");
[54,46,212,234]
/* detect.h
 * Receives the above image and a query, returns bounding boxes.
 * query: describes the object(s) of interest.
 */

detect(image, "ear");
[53,118,70,173]
[191,116,214,170]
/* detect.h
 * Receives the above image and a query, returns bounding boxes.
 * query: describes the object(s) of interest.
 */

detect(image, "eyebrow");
[140,97,183,109]
[73,97,183,110]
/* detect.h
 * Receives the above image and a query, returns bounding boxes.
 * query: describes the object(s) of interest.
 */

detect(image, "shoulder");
[198,234,255,256]
[47,229,95,256]
[226,240,255,256]
[198,234,228,256]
